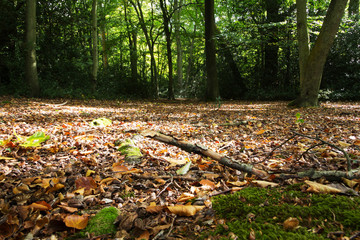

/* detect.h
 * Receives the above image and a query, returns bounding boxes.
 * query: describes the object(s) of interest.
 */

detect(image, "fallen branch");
[291,131,352,171]
[141,129,360,181]
[140,130,269,179]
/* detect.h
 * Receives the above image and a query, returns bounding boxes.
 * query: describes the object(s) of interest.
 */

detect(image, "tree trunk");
[174,0,184,96]
[263,0,280,88]
[25,0,39,97]
[349,0,359,17]
[160,0,175,100]
[91,0,98,92]
[124,1,138,87]
[130,0,159,98]
[296,0,310,92]
[290,0,348,107]
[99,8,108,70]
[204,0,219,101]
[215,27,247,98]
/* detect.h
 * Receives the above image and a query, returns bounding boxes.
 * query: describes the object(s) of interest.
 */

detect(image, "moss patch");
[71,207,120,239]
[117,139,142,163]
[206,185,360,239]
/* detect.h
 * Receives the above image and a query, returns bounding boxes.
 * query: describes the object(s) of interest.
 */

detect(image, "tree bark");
[349,0,359,17]
[160,0,175,100]
[25,0,39,97]
[91,0,98,92]
[174,0,184,96]
[124,1,138,86]
[205,0,219,101]
[130,0,159,98]
[290,0,348,107]
[263,0,280,88]
[296,0,310,92]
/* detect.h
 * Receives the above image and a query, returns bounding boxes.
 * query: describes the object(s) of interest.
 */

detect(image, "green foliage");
[206,186,360,239]
[295,113,304,124]
[117,139,142,163]
[19,132,50,147]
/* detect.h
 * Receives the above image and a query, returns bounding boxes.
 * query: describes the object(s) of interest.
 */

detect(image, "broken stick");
[140,129,269,179]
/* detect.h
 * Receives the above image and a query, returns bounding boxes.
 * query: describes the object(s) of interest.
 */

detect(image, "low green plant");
[295,112,304,124]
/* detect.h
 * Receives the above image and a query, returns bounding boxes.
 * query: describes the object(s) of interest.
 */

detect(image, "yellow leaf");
[86,169,95,177]
[338,141,351,148]
[305,180,342,194]
[342,178,359,188]
[167,205,205,216]
[255,129,265,135]
[64,214,89,229]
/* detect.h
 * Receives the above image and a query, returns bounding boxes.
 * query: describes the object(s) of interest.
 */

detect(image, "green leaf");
[20,132,50,147]
[176,161,191,175]
[90,118,112,127]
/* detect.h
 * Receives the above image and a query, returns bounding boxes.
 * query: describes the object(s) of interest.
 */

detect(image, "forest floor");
[1,97,360,239]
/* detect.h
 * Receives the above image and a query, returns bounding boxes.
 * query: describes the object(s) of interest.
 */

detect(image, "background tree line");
[0,0,359,105]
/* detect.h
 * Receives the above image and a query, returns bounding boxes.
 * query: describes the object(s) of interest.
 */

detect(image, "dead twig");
[291,131,352,171]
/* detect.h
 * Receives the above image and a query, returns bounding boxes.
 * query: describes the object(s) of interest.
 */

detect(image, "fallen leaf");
[64,214,89,229]
[167,205,205,216]
[283,217,299,230]
[200,179,216,190]
[305,180,342,194]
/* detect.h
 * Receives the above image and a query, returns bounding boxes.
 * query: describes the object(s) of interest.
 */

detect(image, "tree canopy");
[0,0,359,103]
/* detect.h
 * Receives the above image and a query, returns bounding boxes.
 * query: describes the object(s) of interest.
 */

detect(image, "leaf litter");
[0,98,360,239]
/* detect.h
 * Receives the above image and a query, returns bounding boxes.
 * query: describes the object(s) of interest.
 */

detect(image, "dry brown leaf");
[75,177,97,190]
[29,201,52,211]
[252,180,279,188]
[283,217,299,230]
[305,180,342,194]
[167,205,205,216]
[200,179,216,190]
[59,204,78,213]
[136,230,150,240]
[177,192,195,202]
[64,214,89,229]
[146,202,165,213]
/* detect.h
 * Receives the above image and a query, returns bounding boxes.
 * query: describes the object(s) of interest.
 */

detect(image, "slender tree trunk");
[290,0,348,107]
[25,0,39,97]
[296,0,310,91]
[185,24,196,96]
[215,26,247,98]
[100,19,108,69]
[160,0,174,100]
[91,0,98,92]
[263,0,280,88]
[204,0,219,101]
[130,0,159,98]
[174,0,184,96]
[124,1,138,86]
[349,0,359,17]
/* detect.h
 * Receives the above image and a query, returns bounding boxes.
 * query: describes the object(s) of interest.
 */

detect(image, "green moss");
[117,139,142,163]
[206,187,360,239]
[70,207,120,239]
